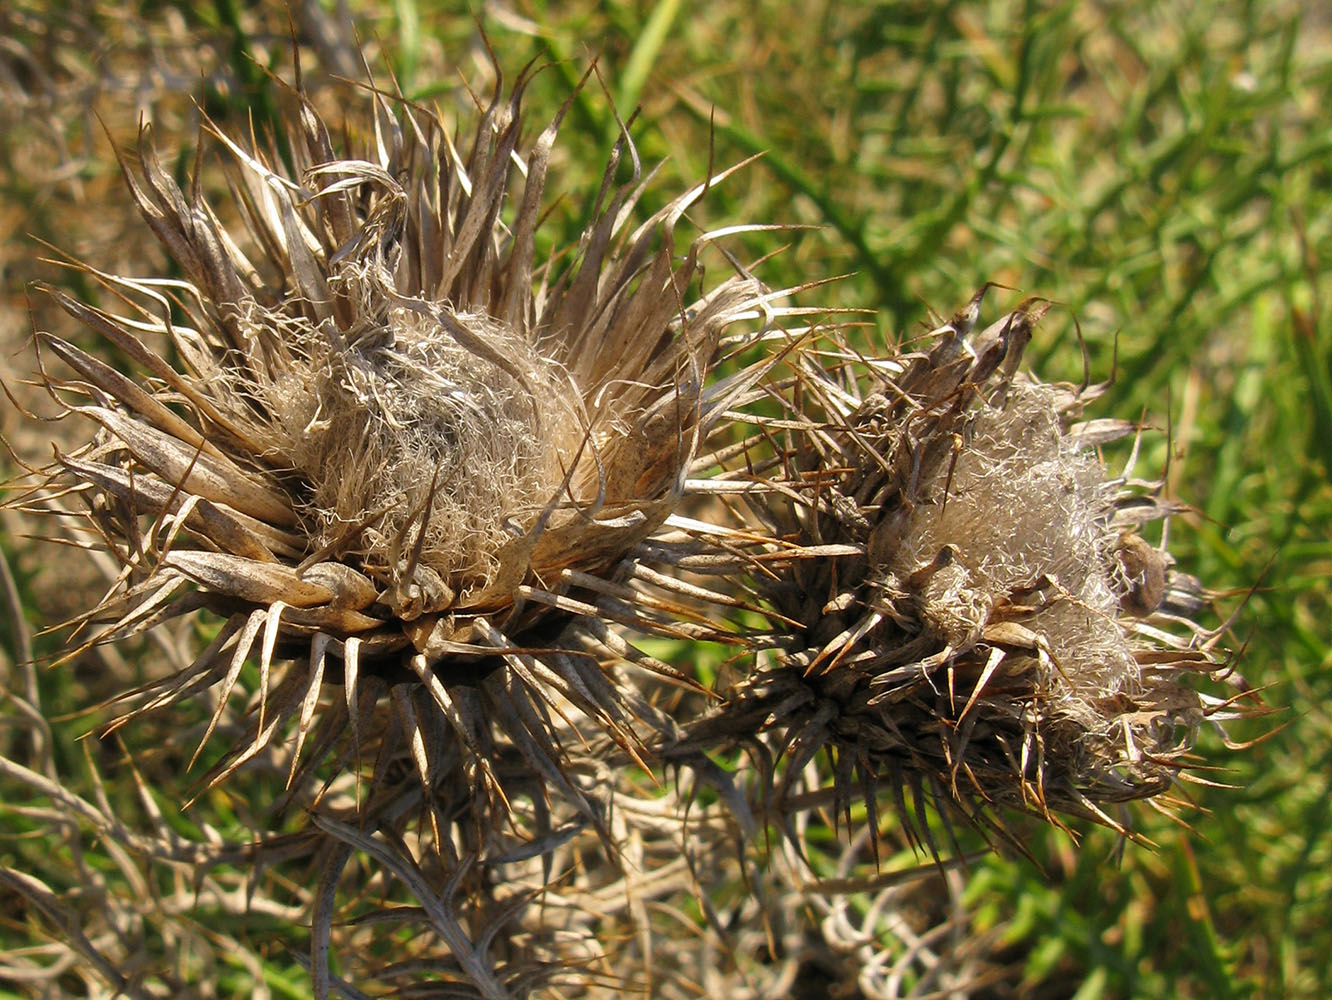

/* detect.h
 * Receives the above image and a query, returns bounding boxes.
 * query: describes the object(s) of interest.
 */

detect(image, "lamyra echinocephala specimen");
[17,62,780,815]
[10,51,1247,1000]
[658,288,1242,851]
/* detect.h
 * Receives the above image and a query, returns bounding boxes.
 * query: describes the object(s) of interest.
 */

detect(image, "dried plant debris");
[6,53,1244,1000]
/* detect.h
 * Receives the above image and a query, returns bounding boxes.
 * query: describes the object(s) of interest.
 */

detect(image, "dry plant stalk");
[5,51,1243,999]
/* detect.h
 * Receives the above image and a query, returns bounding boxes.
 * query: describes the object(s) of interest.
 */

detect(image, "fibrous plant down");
[5,47,1241,1000]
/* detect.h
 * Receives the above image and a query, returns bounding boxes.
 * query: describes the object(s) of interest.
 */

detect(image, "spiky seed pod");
[18,65,777,801]
[656,288,1232,851]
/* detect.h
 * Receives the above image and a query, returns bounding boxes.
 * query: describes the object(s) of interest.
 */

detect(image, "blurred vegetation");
[2,0,1329,997]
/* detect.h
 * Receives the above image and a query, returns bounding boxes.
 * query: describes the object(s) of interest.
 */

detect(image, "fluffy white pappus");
[231,290,583,614]
[888,379,1139,716]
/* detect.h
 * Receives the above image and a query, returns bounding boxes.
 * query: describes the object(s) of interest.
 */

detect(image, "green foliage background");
[1,1,1329,997]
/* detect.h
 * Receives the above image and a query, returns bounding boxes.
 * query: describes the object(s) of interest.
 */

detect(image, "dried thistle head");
[18,64,768,805]
[661,287,1235,847]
